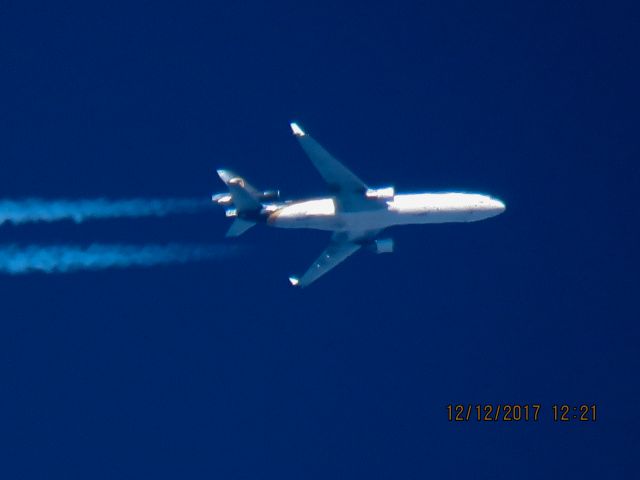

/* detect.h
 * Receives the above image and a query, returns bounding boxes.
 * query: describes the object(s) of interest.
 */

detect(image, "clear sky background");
[1,1,638,478]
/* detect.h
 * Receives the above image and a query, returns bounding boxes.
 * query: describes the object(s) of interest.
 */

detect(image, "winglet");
[290,122,305,137]
[288,276,300,287]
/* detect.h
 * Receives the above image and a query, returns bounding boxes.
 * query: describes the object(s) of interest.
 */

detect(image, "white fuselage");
[266,192,506,232]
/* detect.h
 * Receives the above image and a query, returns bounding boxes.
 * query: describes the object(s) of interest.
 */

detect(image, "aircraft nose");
[492,198,506,214]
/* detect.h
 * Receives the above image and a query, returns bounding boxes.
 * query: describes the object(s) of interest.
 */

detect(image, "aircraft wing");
[289,241,361,288]
[290,122,367,194]
[289,229,381,288]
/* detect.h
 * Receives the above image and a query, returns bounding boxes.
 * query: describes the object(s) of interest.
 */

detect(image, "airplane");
[213,122,506,287]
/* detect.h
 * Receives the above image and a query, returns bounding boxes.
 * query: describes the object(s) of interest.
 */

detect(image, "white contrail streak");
[0,243,238,275]
[0,198,212,225]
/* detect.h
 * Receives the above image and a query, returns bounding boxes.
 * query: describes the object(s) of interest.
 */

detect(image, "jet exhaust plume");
[0,198,212,226]
[0,243,238,275]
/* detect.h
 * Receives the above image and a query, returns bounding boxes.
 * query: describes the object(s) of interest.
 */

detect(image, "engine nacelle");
[260,189,280,201]
[212,192,233,205]
[365,186,395,200]
[374,238,394,254]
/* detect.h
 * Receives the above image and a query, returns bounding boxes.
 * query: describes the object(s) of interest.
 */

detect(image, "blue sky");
[0,1,638,478]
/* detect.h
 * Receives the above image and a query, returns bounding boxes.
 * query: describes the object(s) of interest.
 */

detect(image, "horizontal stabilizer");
[217,169,262,212]
[226,218,255,237]
[217,169,260,196]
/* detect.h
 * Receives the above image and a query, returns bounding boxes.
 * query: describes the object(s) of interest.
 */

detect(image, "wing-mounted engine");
[372,238,394,254]
[365,186,395,200]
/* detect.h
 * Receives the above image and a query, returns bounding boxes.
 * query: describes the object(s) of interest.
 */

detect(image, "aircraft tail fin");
[226,218,256,237]
[217,169,262,213]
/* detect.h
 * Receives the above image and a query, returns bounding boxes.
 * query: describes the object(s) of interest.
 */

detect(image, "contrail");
[0,198,213,226]
[0,243,238,275]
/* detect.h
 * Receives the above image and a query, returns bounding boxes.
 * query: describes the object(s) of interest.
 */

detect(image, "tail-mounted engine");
[260,190,280,201]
